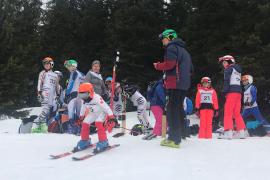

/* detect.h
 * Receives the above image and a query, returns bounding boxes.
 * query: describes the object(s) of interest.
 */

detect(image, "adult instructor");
[154,29,193,148]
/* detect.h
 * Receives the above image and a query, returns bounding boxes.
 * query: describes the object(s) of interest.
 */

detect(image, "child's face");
[242,80,249,86]
[106,81,111,89]
[67,66,75,72]
[202,82,210,88]
[43,62,51,70]
[222,61,229,68]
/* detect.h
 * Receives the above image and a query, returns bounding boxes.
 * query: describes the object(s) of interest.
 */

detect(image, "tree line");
[1,0,270,117]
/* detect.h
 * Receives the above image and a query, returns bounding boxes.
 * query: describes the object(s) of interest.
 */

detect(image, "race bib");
[200,91,213,104]
[230,68,241,85]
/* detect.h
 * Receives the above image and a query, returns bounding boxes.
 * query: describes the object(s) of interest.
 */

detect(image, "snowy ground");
[0,108,270,180]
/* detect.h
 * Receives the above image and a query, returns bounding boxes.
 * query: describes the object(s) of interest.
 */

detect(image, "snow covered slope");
[0,107,269,180]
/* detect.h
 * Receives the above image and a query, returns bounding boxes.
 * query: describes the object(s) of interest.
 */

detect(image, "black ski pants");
[166,89,186,144]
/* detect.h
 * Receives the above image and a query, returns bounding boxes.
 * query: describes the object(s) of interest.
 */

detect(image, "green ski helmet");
[159,29,178,40]
[64,59,78,68]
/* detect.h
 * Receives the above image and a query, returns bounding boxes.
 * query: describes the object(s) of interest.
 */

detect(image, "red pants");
[224,93,246,131]
[199,109,213,138]
[81,122,107,141]
[151,106,164,136]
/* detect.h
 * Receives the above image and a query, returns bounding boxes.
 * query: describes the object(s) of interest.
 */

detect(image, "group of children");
[195,55,269,139]
[146,54,269,141]
[32,57,154,152]
[31,53,269,151]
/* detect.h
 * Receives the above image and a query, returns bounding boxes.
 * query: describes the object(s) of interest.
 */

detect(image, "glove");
[244,102,251,106]
[214,110,219,118]
[195,109,200,118]
[37,91,43,103]
[113,94,119,102]
[102,93,109,101]
[55,95,60,103]
[104,115,116,133]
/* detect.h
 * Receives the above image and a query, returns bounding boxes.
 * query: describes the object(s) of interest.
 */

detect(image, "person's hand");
[104,115,116,133]
[153,62,160,69]
[37,91,43,103]
[195,109,200,118]
[214,110,219,118]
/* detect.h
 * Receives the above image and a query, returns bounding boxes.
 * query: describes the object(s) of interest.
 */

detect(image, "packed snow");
[0,107,269,180]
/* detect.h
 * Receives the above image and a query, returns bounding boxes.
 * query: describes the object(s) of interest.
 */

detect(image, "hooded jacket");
[155,38,193,90]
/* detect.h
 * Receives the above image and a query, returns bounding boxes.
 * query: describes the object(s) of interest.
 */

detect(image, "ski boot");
[160,139,180,148]
[233,130,248,139]
[142,132,157,140]
[31,122,48,133]
[93,140,109,153]
[142,126,153,135]
[218,130,233,139]
[74,139,92,151]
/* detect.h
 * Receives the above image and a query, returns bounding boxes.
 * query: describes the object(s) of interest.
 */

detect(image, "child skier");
[123,84,152,134]
[32,57,59,133]
[195,77,219,139]
[218,55,247,139]
[241,75,270,132]
[105,76,113,104]
[144,79,165,140]
[64,59,85,134]
[74,83,115,152]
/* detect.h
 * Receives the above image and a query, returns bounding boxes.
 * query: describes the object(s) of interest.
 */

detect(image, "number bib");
[230,68,241,85]
[200,90,213,104]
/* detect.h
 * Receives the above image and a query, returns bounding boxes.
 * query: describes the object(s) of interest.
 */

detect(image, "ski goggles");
[78,92,90,100]
[43,61,54,67]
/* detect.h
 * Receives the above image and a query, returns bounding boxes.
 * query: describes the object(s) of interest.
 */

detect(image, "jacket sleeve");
[37,71,44,92]
[222,68,232,93]
[195,90,201,109]
[156,45,177,71]
[55,76,60,96]
[84,71,92,83]
[101,80,108,97]
[66,71,77,95]
[213,89,219,110]
[250,85,257,105]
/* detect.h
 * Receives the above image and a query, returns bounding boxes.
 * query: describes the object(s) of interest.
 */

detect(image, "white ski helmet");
[242,75,253,84]
[218,55,235,63]
[201,77,211,84]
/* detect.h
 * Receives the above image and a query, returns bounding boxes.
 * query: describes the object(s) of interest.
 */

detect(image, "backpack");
[146,81,158,101]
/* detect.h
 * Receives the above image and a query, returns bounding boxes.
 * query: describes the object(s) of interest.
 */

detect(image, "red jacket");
[195,84,218,110]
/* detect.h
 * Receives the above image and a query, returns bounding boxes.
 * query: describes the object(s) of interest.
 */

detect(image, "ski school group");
[19,29,270,153]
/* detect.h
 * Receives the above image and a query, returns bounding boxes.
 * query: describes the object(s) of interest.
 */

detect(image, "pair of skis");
[50,144,120,161]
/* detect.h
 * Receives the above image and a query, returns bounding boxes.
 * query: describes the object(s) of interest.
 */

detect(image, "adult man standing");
[154,29,193,148]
